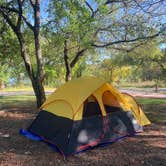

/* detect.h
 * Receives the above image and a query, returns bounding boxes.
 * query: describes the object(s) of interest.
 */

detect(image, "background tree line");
[0,0,166,107]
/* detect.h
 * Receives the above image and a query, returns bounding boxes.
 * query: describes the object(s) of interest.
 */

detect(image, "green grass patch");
[136,97,166,105]
[0,95,36,108]
[136,97,166,124]
[1,86,55,92]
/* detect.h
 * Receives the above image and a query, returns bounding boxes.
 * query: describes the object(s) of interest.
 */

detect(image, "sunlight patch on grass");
[136,97,166,105]
[0,95,36,108]
[1,86,55,92]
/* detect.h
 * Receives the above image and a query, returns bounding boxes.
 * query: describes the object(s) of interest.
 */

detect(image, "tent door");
[73,96,105,151]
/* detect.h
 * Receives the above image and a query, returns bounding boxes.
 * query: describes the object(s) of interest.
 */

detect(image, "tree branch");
[105,0,124,4]
[0,8,17,33]
[64,40,72,81]
[29,0,35,8]
[133,0,152,15]
[17,0,22,29]
[110,41,148,52]
[22,15,34,31]
[70,48,87,68]
[0,3,34,79]
[92,28,166,48]
[0,5,19,13]
[0,4,34,31]
[85,1,95,17]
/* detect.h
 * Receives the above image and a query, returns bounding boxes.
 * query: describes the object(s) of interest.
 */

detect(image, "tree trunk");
[31,78,45,107]
[17,32,45,108]
[0,80,5,89]
[65,70,72,82]
[21,43,46,108]
[155,79,159,93]
[0,0,46,108]
[64,40,72,82]
[34,0,43,78]
[33,0,46,106]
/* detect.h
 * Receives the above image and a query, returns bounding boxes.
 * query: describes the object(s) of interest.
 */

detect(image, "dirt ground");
[0,102,166,166]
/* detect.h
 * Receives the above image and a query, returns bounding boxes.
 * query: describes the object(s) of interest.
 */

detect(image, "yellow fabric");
[41,77,105,114]
[44,100,73,119]
[102,91,120,107]
[73,103,84,120]
[139,108,151,125]
[105,83,131,111]
[92,84,111,116]
[40,76,150,125]
[121,93,151,125]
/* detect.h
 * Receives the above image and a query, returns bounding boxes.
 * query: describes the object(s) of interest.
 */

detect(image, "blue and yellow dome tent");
[20,77,150,156]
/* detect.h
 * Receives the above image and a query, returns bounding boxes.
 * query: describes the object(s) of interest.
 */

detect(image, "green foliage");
[47,0,96,52]
[111,40,166,84]
[0,64,10,83]
[137,97,166,105]
[0,22,25,85]
[0,28,27,85]
[72,56,87,78]
[0,0,166,87]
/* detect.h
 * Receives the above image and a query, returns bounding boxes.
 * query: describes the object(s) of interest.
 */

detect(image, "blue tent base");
[20,129,138,157]
[19,129,42,141]
[19,129,59,153]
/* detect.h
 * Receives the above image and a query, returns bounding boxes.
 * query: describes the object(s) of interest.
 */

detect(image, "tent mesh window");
[82,96,102,117]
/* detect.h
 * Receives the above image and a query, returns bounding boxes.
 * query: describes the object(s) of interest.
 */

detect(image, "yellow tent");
[25,76,150,156]
[41,76,150,125]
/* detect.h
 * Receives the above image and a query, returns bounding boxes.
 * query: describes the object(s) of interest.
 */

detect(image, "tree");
[47,0,95,81]
[151,48,166,77]
[117,39,166,91]
[48,0,166,81]
[0,20,22,88]
[0,65,10,89]
[0,0,166,107]
[0,0,45,107]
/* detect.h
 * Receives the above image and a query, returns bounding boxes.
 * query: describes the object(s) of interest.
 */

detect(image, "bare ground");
[0,102,166,166]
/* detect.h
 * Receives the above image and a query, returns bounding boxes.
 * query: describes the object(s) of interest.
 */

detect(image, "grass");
[120,81,166,88]
[0,95,165,124]
[0,95,36,108]
[0,86,55,92]
[136,97,166,124]
[1,86,33,92]
[137,97,166,105]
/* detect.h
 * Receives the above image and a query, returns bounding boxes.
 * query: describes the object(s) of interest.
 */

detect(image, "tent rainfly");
[20,77,151,156]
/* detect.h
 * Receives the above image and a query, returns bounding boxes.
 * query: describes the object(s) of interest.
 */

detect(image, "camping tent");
[20,77,150,156]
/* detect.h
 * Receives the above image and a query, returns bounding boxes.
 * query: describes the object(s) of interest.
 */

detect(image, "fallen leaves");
[0,132,10,138]
[0,110,33,120]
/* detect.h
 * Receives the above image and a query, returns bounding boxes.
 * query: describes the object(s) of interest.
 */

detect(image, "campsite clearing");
[0,94,165,165]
